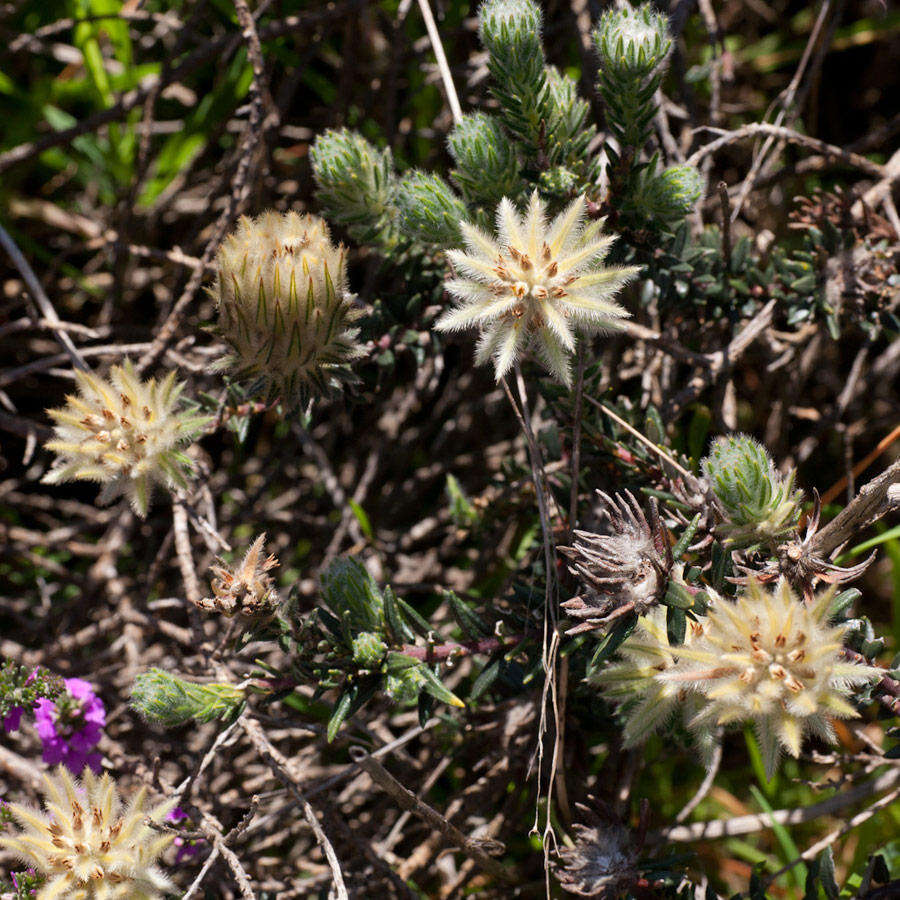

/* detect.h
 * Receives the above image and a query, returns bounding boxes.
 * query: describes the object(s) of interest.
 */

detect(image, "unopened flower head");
[563,491,670,634]
[436,191,639,385]
[663,579,879,776]
[213,211,364,407]
[593,606,709,748]
[701,434,803,546]
[42,360,205,518]
[478,0,543,49]
[593,3,671,80]
[199,534,279,620]
[0,767,175,899]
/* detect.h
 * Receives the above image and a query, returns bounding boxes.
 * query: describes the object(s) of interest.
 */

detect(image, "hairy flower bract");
[436,191,639,385]
[701,433,803,546]
[213,210,364,407]
[0,767,175,899]
[593,606,710,750]
[42,361,204,518]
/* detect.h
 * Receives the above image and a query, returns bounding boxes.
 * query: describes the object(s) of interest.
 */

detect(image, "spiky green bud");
[352,632,388,668]
[594,4,672,155]
[701,434,804,546]
[131,669,244,727]
[478,0,542,53]
[310,128,399,248]
[320,556,385,633]
[593,4,671,82]
[447,113,521,206]
[628,163,704,224]
[540,65,596,169]
[477,0,547,152]
[396,171,467,248]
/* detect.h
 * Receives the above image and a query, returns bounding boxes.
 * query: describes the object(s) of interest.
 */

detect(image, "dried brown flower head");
[555,800,644,897]
[561,490,671,633]
[197,534,279,619]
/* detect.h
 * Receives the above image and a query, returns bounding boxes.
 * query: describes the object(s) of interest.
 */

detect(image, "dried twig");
[349,745,516,884]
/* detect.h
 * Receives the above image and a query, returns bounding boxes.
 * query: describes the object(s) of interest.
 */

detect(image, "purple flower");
[3,706,24,733]
[34,677,105,775]
[166,806,189,825]
[167,806,204,863]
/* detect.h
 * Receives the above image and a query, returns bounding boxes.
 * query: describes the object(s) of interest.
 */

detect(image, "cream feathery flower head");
[0,766,175,899]
[42,360,206,518]
[662,579,879,777]
[213,210,364,408]
[592,605,710,749]
[436,191,640,386]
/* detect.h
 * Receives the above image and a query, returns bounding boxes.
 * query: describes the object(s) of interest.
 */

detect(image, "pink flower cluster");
[34,678,106,774]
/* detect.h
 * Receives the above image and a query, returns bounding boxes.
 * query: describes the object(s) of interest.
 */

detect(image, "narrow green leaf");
[327,688,355,742]
[416,664,464,708]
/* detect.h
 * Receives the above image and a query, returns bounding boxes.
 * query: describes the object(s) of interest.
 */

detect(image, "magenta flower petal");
[2,706,24,732]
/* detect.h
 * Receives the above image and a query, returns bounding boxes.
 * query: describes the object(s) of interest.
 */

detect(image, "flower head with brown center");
[42,360,206,518]
[662,579,879,776]
[436,191,639,385]
[0,766,175,899]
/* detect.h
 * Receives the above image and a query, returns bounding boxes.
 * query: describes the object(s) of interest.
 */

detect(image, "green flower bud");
[396,171,467,248]
[385,667,425,706]
[352,631,388,668]
[310,128,399,248]
[701,434,803,546]
[477,0,547,152]
[593,4,671,81]
[478,0,543,55]
[628,164,704,224]
[447,113,520,205]
[131,669,244,727]
[213,211,364,409]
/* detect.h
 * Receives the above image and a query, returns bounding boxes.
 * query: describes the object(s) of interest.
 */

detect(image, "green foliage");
[0,659,63,723]
[477,0,547,154]
[130,669,245,727]
[0,867,45,899]
[595,3,670,154]
[445,473,480,528]
[276,557,464,740]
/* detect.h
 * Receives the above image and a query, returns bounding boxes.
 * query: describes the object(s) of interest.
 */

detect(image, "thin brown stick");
[0,222,87,371]
[348,745,516,884]
[241,717,350,900]
[687,123,887,181]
